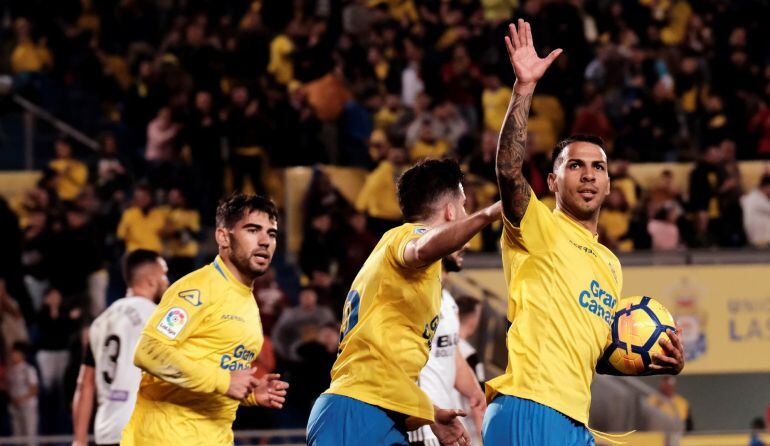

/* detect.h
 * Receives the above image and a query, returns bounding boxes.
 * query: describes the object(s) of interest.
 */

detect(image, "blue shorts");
[307,394,409,446]
[482,395,595,446]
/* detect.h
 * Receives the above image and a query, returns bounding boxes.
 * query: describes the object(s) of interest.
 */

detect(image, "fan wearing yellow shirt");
[483,20,686,445]
[121,194,289,446]
[307,159,502,446]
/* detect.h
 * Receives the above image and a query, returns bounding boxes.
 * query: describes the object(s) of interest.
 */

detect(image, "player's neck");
[557,205,600,236]
[126,287,152,301]
[219,255,256,288]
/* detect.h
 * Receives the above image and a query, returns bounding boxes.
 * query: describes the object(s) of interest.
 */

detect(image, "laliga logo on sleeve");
[156,307,189,339]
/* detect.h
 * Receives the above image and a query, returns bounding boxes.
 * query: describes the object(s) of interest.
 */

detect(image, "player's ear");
[605,178,611,196]
[215,226,230,249]
[444,200,456,222]
[547,172,558,194]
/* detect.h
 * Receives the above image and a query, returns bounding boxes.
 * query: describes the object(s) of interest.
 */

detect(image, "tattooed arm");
[134,335,259,400]
[497,19,562,225]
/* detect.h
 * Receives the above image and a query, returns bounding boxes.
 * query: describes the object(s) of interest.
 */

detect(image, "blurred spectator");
[571,95,613,144]
[35,288,80,429]
[748,93,770,158]
[340,213,377,289]
[599,189,632,252]
[93,133,130,201]
[116,184,169,253]
[10,18,52,74]
[751,417,767,446]
[648,203,683,252]
[303,170,352,224]
[271,287,336,362]
[410,122,449,161]
[741,175,770,247]
[222,85,271,195]
[688,145,726,247]
[161,188,200,282]
[647,376,692,432]
[6,341,38,442]
[292,322,339,419]
[355,146,407,237]
[648,170,683,213]
[145,106,180,163]
[145,107,182,190]
[184,90,223,221]
[253,268,290,336]
[466,130,499,184]
[482,72,511,133]
[47,205,105,311]
[299,213,342,280]
[20,211,50,312]
[48,138,88,202]
[0,280,28,360]
[610,160,640,210]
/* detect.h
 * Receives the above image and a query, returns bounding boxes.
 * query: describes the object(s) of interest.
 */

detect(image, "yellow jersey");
[327,223,442,425]
[164,207,201,258]
[49,158,88,201]
[646,393,689,423]
[122,256,263,445]
[355,161,403,220]
[116,206,169,253]
[486,193,623,425]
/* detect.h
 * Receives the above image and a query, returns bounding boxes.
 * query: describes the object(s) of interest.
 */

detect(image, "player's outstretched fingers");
[508,22,521,48]
[517,19,527,49]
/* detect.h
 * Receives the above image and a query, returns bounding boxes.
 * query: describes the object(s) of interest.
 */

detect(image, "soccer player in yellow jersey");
[121,194,289,446]
[483,20,686,445]
[307,159,502,446]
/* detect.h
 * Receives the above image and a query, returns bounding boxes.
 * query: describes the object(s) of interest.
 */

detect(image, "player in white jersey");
[71,249,169,446]
[452,296,485,445]
[408,247,486,446]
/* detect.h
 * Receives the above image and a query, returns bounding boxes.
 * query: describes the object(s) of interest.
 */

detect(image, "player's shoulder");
[164,262,226,306]
[387,222,427,239]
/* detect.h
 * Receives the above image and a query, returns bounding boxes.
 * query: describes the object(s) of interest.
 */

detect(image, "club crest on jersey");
[156,307,188,339]
[178,289,202,306]
[414,227,428,234]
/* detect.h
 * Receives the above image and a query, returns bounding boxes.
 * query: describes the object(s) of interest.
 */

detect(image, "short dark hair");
[397,158,464,222]
[122,249,161,285]
[456,296,481,319]
[551,135,607,170]
[216,193,278,229]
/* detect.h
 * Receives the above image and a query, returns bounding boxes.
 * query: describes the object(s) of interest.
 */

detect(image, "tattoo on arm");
[496,91,533,225]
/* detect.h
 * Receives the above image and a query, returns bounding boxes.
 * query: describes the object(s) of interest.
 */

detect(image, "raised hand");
[504,19,562,89]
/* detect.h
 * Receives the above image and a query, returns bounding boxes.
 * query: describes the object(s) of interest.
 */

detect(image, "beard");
[229,236,269,281]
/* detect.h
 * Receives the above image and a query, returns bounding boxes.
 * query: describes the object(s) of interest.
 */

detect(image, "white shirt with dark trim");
[86,296,157,445]
[408,289,460,445]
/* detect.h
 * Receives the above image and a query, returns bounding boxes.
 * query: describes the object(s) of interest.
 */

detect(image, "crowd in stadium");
[0,0,769,438]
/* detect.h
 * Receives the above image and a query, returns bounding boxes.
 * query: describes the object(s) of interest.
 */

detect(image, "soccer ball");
[603,296,677,376]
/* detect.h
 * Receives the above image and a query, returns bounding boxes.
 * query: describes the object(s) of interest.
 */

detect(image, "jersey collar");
[212,255,253,294]
[553,208,599,241]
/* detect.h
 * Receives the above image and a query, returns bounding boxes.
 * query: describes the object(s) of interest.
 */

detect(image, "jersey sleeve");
[389,224,429,269]
[502,191,558,252]
[142,280,216,346]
